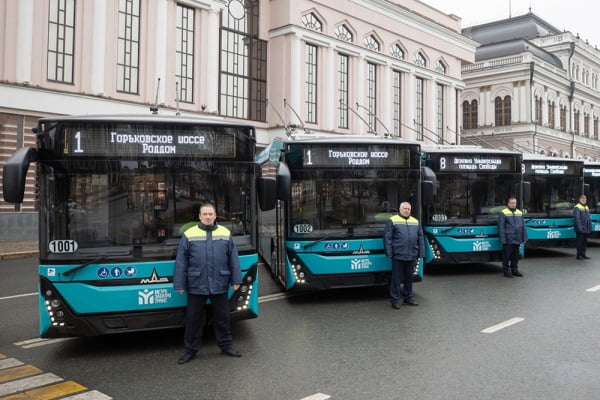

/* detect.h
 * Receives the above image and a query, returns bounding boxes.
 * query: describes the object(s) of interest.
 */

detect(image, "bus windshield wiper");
[63,256,110,276]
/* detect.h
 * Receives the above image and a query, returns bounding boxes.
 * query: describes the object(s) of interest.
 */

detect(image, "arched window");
[462,100,478,129]
[560,104,567,132]
[434,60,446,74]
[390,44,404,59]
[548,101,555,128]
[302,13,322,31]
[535,96,542,123]
[413,52,426,67]
[364,35,380,51]
[335,25,353,42]
[494,96,511,126]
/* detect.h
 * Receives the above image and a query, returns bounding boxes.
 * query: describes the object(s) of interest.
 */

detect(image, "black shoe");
[503,272,514,278]
[177,351,196,364]
[583,256,591,259]
[512,272,523,277]
[391,303,401,310]
[403,300,418,306]
[576,256,584,260]
[221,348,242,357]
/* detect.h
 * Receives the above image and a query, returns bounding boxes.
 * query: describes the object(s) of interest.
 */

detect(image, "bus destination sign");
[524,161,579,176]
[584,167,600,177]
[63,124,238,158]
[432,155,516,172]
[291,144,412,168]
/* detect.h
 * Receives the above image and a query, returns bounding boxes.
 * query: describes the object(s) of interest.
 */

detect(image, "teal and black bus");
[522,154,584,248]
[420,146,523,264]
[256,134,425,291]
[583,162,600,237]
[3,115,263,337]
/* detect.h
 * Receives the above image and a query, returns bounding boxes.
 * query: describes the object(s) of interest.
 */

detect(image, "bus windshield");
[40,160,255,262]
[523,175,580,218]
[425,172,519,225]
[288,169,420,238]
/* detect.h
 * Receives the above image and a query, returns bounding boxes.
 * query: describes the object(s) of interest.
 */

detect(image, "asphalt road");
[1,242,599,400]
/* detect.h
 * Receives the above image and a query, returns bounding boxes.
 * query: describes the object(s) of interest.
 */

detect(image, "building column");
[381,64,392,135]
[16,0,34,84]
[428,78,437,143]
[204,8,220,112]
[154,0,168,105]
[324,45,335,131]
[91,0,107,95]
[288,33,302,124]
[478,89,486,128]
[355,56,366,134]
[405,72,415,140]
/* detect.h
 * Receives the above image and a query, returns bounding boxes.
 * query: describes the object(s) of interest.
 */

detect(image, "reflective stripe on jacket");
[498,208,528,244]
[173,223,242,295]
[383,215,425,261]
[573,203,592,234]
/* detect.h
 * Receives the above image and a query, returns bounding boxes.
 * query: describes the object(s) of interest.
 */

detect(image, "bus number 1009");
[48,240,79,254]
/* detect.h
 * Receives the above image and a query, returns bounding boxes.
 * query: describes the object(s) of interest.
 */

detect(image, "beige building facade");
[0,0,476,225]
[461,13,600,161]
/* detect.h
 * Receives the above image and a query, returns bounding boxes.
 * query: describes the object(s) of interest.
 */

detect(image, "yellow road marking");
[0,380,87,400]
[0,366,43,383]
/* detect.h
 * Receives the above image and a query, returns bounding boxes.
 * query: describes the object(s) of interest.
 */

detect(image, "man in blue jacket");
[573,195,592,260]
[498,197,527,278]
[384,202,424,309]
[174,203,243,364]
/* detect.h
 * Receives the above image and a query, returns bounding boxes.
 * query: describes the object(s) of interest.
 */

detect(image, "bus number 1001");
[48,240,79,254]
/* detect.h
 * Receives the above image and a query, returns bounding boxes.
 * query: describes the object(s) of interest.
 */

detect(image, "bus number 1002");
[48,240,79,254]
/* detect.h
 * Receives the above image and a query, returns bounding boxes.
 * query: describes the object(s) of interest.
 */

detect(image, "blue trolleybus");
[2,115,262,337]
[522,154,584,248]
[256,135,425,291]
[583,162,600,237]
[420,146,523,264]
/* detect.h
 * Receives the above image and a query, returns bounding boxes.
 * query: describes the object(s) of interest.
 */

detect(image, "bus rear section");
[522,155,584,248]
[420,146,523,265]
[257,135,424,291]
[3,115,260,337]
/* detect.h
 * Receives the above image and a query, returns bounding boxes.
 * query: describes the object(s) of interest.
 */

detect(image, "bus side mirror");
[276,162,291,201]
[2,147,37,203]
[421,181,434,204]
[522,181,531,202]
[421,166,436,204]
[257,177,276,211]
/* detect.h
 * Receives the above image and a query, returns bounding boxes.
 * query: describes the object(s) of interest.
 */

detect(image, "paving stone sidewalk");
[0,239,39,259]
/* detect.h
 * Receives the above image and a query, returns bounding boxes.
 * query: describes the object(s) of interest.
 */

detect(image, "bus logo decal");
[352,245,371,255]
[139,290,155,305]
[472,241,491,252]
[138,288,172,305]
[351,258,371,270]
[547,231,561,239]
[140,269,169,284]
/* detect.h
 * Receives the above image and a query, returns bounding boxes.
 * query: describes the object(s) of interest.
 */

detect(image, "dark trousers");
[502,243,521,273]
[184,292,232,353]
[576,232,589,258]
[390,259,415,304]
